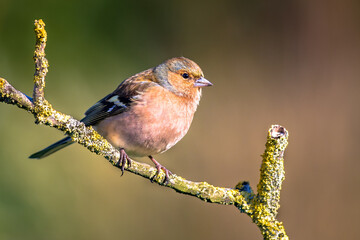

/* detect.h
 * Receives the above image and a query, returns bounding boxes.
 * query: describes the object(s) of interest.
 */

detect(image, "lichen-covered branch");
[257,126,288,216]
[0,19,289,239]
[33,19,48,104]
[0,77,34,112]
[251,126,289,239]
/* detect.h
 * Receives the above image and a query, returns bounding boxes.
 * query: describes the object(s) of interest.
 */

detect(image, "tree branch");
[0,19,289,239]
[33,19,48,105]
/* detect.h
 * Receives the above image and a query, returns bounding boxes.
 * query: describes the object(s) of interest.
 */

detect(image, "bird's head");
[153,57,213,97]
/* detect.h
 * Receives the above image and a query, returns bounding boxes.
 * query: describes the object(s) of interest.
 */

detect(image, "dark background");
[1,0,359,239]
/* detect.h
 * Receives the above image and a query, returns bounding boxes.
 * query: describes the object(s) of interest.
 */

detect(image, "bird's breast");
[94,87,201,157]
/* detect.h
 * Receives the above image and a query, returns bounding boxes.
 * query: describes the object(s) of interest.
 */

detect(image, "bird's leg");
[149,156,172,184]
[115,148,132,176]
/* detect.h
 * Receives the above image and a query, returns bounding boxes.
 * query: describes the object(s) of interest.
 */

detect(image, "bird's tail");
[29,137,74,159]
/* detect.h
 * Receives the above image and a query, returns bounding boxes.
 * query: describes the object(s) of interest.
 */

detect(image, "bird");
[29,57,213,183]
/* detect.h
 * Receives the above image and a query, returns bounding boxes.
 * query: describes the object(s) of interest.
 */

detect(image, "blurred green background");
[1,0,359,239]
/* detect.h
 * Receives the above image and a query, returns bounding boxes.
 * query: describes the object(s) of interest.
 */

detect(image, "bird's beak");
[194,77,213,88]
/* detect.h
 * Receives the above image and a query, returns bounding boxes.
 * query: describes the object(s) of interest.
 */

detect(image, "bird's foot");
[149,156,172,184]
[115,148,132,175]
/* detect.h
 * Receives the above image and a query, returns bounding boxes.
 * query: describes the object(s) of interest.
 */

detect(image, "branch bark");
[0,19,289,239]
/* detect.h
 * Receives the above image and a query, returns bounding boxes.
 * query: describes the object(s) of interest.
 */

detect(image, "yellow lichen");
[34,19,47,42]
[0,78,5,89]
[34,100,53,116]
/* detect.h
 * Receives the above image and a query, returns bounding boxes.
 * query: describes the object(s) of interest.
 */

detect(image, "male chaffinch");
[29,57,212,182]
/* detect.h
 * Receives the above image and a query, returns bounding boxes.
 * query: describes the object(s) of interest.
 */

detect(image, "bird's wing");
[81,69,156,126]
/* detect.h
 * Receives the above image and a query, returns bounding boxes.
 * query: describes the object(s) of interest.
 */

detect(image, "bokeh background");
[1,0,359,239]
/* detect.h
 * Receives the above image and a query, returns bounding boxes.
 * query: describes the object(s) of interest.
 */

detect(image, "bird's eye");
[182,73,189,79]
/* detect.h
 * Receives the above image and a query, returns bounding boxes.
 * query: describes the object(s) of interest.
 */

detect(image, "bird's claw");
[115,148,131,175]
[149,156,172,184]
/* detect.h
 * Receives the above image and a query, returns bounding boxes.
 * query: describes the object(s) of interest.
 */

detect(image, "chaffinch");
[29,57,212,182]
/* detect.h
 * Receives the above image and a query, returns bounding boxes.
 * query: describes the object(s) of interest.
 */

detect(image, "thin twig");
[0,77,34,111]
[33,19,48,104]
